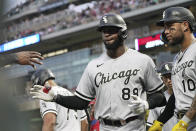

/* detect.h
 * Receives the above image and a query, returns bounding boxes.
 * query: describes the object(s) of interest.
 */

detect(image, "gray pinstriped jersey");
[40,86,86,131]
[172,42,196,112]
[75,48,164,120]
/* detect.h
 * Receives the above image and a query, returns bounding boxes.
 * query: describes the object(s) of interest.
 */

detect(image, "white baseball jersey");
[172,41,196,112]
[40,86,86,131]
[147,91,174,131]
[75,48,164,122]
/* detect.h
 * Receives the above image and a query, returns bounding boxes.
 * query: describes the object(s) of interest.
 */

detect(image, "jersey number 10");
[182,79,196,92]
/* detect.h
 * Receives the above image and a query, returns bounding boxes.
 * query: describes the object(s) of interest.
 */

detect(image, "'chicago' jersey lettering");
[94,69,140,87]
[172,60,194,75]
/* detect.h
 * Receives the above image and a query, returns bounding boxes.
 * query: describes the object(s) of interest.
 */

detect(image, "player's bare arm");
[0,53,17,67]
[171,96,196,131]
[42,113,56,131]
[0,51,43,69]
[81,118,88,131]
[16,51,44,69]
[185,95,196,120]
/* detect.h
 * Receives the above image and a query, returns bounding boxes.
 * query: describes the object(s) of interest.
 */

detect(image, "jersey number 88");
[122,88,138,100]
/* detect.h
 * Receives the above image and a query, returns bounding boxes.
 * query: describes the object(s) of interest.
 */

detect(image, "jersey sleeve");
[147,109,158,127]
[157,94,175,124]
[40,100,57,118]
[75,63,95,101]
[144,57,164,94]
[77,110,87,121]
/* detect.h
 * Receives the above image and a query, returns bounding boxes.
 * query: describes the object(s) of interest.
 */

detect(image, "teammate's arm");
[81,118,88,131]
[172,94,196,130]
[176,94,196,126]
[147,91,167,109]
[30,85,90,110]
[185,94,196,120]
[148,94,175,131]
[54,95,90,110]
[0,51,43,68]
[157,94,175,123]
[143,56,167,109]
[182,51,196,123]
[42,113,56,131]
[0,53,18,67]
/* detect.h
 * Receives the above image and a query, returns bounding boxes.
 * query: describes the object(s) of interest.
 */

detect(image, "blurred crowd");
[6,0,61,17]
[2,0,173,43]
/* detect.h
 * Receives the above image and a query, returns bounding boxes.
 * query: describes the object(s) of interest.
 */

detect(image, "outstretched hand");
[30,85,55,101]
[16,51,44,69]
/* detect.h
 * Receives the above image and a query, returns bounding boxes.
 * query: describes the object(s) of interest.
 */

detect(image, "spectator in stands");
[3,0,169,42]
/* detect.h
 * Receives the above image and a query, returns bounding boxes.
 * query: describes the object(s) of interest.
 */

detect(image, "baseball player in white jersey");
[31,69,88,131]
[30,13,167,131]
[147,62,175,131]
[151,7,196,131]
[147,92,175,131]
[172,41,196,131]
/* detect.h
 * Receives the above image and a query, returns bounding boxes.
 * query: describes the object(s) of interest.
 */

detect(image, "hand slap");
[30,85,55,101]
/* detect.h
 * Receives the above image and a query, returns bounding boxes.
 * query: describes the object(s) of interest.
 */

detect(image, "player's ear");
[182,21,189,32]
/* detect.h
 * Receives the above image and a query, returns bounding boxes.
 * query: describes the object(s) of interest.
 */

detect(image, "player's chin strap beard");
[169,34,184,47]
[104,36,124,50]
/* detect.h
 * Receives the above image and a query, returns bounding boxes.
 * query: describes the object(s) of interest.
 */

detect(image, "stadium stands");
[2,0,173,43]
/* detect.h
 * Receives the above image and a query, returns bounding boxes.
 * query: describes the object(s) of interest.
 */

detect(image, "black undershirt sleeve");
[157,94,175,124]
[147,91,167,109]
[54,95,90,110]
